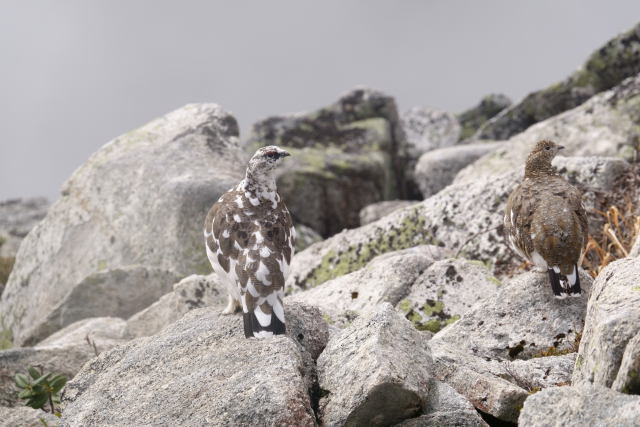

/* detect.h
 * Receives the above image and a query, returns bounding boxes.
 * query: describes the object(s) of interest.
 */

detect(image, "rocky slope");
[2,24,640,426]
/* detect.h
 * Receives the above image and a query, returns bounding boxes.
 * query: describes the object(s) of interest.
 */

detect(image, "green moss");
[422,300,445,316]
[415,319,443,333]
[0,235,5,248]
[397,299,412,314]
[445,315,461,325]
[407,310,422,324]
[304,208,437,287]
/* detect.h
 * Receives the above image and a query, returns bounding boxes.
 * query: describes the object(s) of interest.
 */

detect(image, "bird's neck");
[241,170,277,199]
[524,159,555,179]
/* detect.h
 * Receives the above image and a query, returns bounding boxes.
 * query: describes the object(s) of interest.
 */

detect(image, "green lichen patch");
[304,208,438,288]
[322,313,335,325]
[402,298,460,334]
[632,286,640,292]
[397,299,412,314]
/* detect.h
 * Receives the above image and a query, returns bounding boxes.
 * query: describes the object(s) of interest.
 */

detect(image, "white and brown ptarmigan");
[504,140,588,298]
[204,146,295,338]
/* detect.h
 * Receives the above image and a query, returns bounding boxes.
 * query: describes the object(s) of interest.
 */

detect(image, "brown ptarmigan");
[504,140,588,298]
[204,146,295,338]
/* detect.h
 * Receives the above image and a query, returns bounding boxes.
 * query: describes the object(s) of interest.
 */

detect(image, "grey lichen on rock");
[476,22,640,140]
[246,87,411,237]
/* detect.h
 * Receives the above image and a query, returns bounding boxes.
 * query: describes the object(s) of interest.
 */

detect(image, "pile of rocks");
[2,21,640,426]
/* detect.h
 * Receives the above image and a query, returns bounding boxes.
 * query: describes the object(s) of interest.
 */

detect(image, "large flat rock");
[62,309,317,426]
[433,270,592,360]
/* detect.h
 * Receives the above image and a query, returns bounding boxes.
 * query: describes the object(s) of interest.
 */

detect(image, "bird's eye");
[545,146,551,151]
[265,151,278,159]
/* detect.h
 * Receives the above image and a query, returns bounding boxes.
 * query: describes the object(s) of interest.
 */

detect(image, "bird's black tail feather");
[243,311,286,339]
[547,264,581,298]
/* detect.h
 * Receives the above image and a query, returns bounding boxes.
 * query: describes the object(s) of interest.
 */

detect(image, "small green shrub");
[14,367,67,415]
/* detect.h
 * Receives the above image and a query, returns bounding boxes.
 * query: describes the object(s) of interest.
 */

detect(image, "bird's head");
[245,145,291,184]
[525,140,564,178]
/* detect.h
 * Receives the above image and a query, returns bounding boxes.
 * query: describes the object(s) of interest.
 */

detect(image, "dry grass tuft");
[581,164,640,278]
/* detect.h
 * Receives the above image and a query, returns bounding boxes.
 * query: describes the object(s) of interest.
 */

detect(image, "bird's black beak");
[280,151,291,158]
[558,145,565,150]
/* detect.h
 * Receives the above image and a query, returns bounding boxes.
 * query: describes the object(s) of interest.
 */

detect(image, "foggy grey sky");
[2,1,640,201]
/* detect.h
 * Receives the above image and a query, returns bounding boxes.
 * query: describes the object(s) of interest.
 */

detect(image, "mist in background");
[2,0,640,200]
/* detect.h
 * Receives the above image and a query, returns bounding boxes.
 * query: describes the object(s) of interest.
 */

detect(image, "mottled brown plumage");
[205,146,295,337]
[504,140,588,297]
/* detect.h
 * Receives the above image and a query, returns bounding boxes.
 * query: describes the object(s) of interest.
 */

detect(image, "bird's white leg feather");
[221,294,238,314]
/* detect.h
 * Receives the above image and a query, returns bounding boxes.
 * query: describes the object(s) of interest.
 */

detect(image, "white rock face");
[125,273,226,338]
[433,270,592,360]
[317,304,433,426]
[573,257,640,393]
[455,74,640,184]
[414,142,503,198]
[518,385,640,427]
[287,245,446,326]
[62,309,318,426]
[1,104,245,346]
